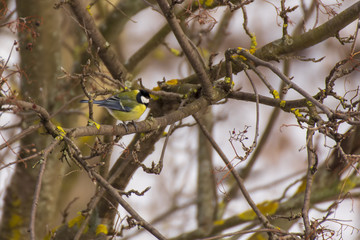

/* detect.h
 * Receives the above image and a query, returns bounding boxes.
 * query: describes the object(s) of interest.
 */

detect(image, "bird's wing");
[95,96,132,112]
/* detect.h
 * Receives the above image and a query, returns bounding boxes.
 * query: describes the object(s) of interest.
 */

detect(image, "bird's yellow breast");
[108,104,147,121]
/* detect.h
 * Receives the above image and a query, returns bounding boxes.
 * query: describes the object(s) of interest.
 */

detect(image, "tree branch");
[68,0,127,82]
[62,134,167,240]
[29,139,60,240]
[239,50,333,119]
[255,1,360,61]
[302,127,317,239]
[155,0,214,101]
[176,2,360,84]
[193,114,278,236]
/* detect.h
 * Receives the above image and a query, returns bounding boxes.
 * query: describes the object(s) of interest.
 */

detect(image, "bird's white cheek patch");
[141,96,149,104]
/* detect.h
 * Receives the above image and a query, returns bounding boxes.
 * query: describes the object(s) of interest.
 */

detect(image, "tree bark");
[0,0,64,239]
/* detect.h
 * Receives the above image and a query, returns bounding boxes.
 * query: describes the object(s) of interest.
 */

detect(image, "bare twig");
[243,68,260,154]
[80,77,95,121]
[0,147,46,171]
[155,0,214,101]
[238,50,333,119]
[247,63,275,93]
[0,123,41,151]
[61,135,167,240]
[61,197,79,224]
[240,1,252,38]
[123,199,195,239]
[156,100,187,173]
[228,91,308,110]
[73,189,104,240]
[29,139,60,240]
[119,187,151,197]
[193,115,280,237]
[87,170,167,239]
[199,227,300,240]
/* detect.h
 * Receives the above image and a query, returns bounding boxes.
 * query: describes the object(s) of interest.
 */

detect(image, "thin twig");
[247,63,275,93]
[90,170,168,239]
[29,139,60,240]
[158,122,175,172]
[157,100,187,172]
[80,77,95,121]
[50,94,84,118]
[228,91,308,110]
[199,227,300,240]
[240,1,252,38]
[123,200,195,240]
[193,115,279,236]
[0,147,44,171]
[62,135,167,240]
[239,50,333,119]
[243,68,260,153]
[73,189,104,240]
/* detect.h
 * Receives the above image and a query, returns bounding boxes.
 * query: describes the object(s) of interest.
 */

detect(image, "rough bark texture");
[0,1,64,239]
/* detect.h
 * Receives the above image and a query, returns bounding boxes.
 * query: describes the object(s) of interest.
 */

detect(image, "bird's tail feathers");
[80,100,105,104]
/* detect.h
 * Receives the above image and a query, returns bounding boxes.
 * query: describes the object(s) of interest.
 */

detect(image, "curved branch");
[0,98,51,120]
[70,97,209,137]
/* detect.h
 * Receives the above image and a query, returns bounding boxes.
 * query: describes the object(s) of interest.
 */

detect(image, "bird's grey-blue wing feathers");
[94,96,131,112]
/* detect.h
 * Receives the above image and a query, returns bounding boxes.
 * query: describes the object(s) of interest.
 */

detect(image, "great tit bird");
[80,89,150,130]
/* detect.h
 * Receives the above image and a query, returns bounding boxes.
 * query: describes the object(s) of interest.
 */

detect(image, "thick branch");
[302,127,316,239]
[255,2,360,61]
[70,97,209,137]
[155,0,214,100]
[69,0,127,81]
[228,91,308,110]
[177,2,360,84]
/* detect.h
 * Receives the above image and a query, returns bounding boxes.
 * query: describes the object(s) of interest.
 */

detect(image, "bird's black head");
[137,90,150,106]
